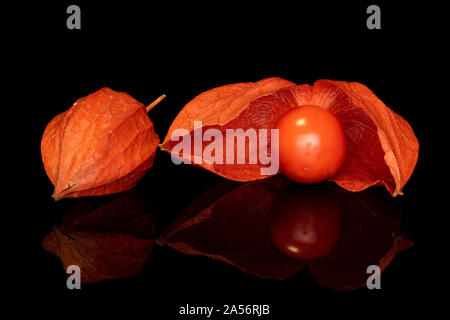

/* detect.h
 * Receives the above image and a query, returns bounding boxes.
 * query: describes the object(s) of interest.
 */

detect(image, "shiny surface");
[269,185,342,259]
[275,105,347,183]
[41,173,412,290]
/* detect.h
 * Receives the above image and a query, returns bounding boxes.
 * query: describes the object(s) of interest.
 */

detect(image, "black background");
[7,0,440,317]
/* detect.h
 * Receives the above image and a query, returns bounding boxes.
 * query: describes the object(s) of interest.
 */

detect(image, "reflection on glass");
[42,177,412,289]
[269,185,342,260]
[162,177,413,290]
[42,190,156,284]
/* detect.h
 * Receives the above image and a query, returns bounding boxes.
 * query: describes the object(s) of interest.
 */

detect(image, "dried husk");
[41,88,161,199]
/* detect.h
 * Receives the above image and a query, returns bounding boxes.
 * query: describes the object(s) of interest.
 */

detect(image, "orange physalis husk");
[273,80,419,196]
[41,88,164,200]
[161,78,419,196]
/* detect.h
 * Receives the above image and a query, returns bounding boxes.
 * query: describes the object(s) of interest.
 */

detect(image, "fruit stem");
[146,94,166,113]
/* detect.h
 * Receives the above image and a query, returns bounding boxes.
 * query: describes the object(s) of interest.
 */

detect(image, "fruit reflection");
[269,185,342,260]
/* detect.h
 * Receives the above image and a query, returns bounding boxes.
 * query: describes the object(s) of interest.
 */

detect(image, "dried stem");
[146,94,166,113]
